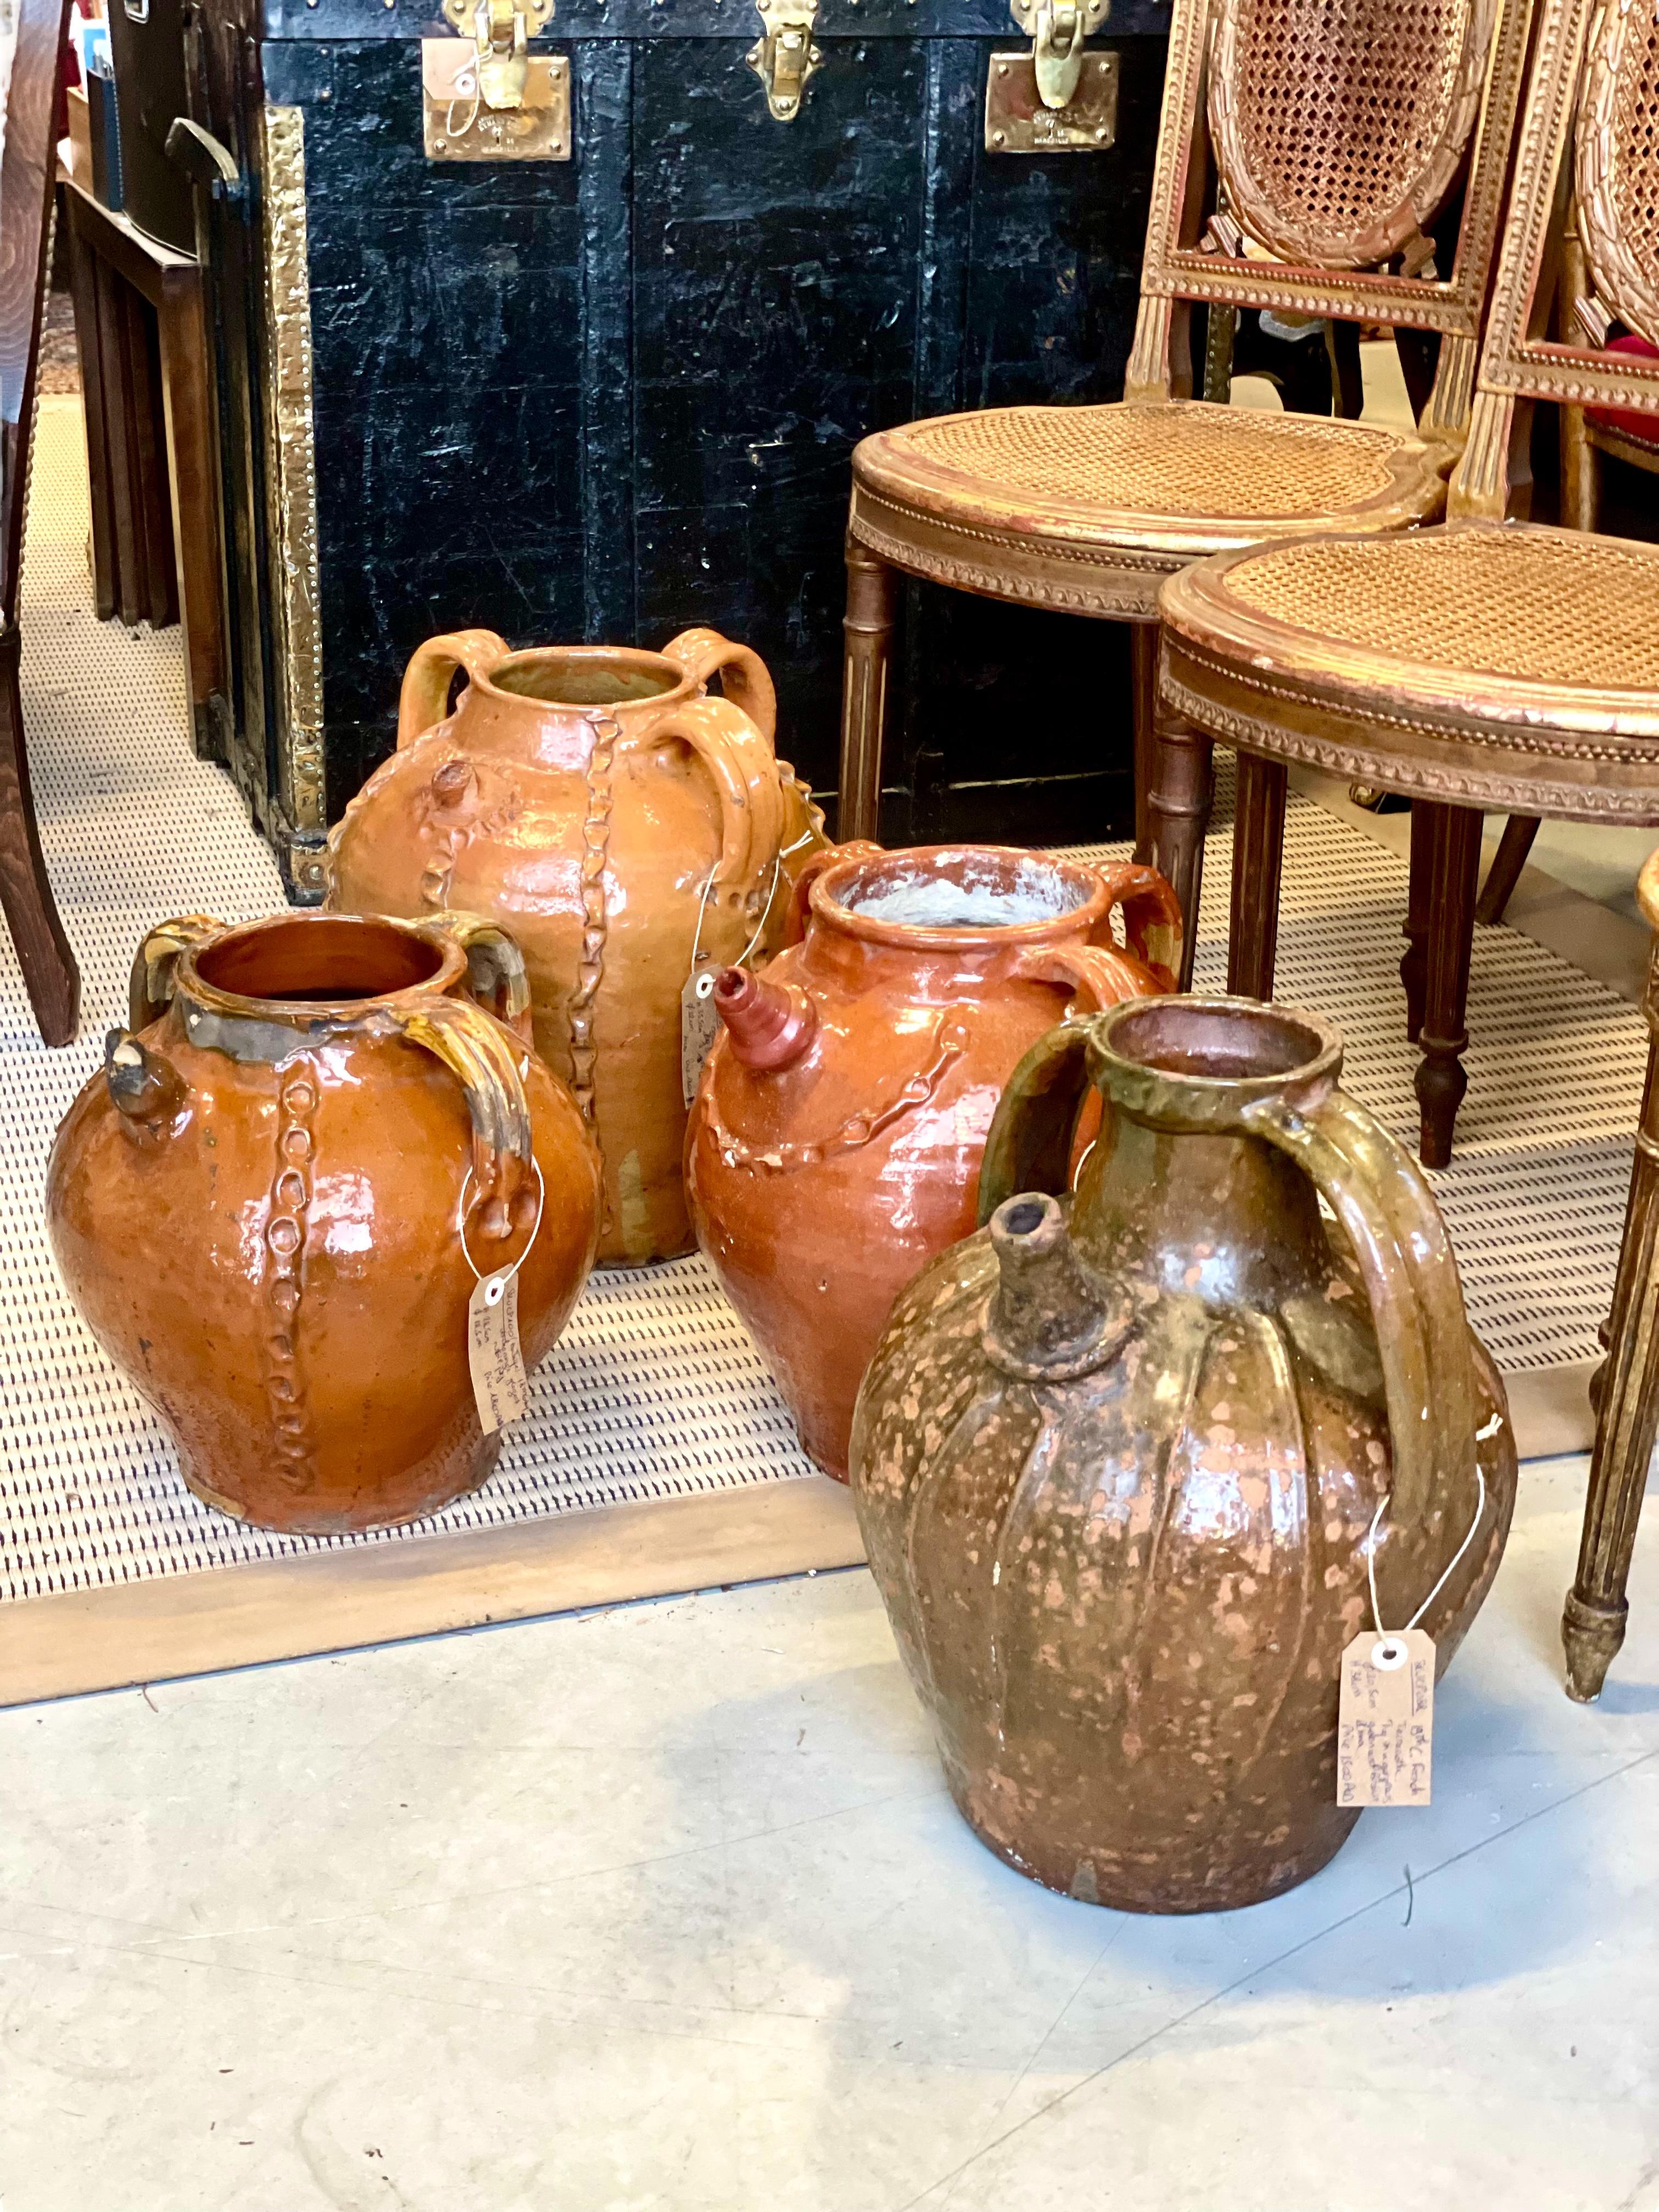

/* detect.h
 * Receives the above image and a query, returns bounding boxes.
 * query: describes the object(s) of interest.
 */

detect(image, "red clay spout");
[713,967,817,1071]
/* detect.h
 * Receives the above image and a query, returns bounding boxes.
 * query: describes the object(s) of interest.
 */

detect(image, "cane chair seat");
[1159,520,1659,818]
[849,400,1452,620]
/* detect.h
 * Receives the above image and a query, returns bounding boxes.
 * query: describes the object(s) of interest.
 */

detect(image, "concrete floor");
[3,1453,1657,2211]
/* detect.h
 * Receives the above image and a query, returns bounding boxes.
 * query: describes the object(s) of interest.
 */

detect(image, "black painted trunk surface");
[189,0,1170,876]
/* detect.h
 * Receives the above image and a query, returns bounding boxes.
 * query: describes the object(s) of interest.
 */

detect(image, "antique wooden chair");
[0,0,80,1043]
[837,0,1537,967]
[1157,0,1659,1176]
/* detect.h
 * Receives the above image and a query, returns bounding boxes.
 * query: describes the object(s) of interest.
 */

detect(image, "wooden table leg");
[1227,752,1286,1000]
[1401,799,1433,1042]
[1564,943,1659,1700]
[839,533,897,843]
[1147,681,1214,993]
[66,208,117,622]
[120,286,177,628]
[157,279,227,755]
[93,253,143,627]
[1415,800,1481,1168]
[0,633,77,1044]
[1131,621,1158,865]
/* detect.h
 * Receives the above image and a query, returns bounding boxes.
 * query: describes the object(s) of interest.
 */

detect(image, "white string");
[1365,1463,1488,1652]
[456,1157,546,1294]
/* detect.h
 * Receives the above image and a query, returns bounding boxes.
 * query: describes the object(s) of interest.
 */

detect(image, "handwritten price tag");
[467,1267,528,1435]
[1336,1627,1435,1807]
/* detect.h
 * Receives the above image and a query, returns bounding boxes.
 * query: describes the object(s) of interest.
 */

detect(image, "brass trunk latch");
[747,0,822,122]
[988,0,1118,153]
[424,0,569,162]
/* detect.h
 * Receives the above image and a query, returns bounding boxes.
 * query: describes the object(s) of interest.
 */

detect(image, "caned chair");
[1157,0,1659,1181]
[837,0,1537,970]
[0,0,79,1044]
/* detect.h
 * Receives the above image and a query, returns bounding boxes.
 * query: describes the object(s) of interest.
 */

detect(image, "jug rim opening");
[477,645,690,712]
[1091,995,1343,1107]
[814,844,1108,949]
[183,913,467,1018]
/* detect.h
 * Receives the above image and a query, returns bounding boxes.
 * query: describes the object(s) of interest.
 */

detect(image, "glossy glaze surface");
[850,995,1517,1912]
[326,626,826,1265]
[46,912,602,1534]
[685,845,1180,1480]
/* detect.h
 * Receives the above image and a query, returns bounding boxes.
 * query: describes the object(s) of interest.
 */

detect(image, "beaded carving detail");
[568,712,619,1126]
[261,1060,319,1489]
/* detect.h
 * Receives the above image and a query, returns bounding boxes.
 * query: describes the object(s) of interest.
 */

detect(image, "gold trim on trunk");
[260,104,324,838]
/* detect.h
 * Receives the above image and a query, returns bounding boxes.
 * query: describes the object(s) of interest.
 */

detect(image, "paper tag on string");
[468,1267,527,1434]
[1336,1628,1435,1806]
[681,956,722,1107]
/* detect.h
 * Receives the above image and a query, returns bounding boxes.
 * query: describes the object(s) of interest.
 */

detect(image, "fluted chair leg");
[1401,800,1433,1043]
[1227,752,1286,1001]
[1147,679,1213,994]
[1131,622,1158,865]
[1475,815,1541,926]
[839,533,898,844]
[0,636,77,1046]
[1564,957,1659,1700]
[1415,800,1481,1169]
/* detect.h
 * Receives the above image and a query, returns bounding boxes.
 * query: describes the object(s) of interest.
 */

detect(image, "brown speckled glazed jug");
[46,911,601,1534]
[325,626,826,1266]
[850,995,1516,1912]
[685,843,1181,1481]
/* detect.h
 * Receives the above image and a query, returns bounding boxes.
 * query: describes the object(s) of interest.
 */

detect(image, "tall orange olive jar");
[685,844,1180,1480]
[46,911,602,1534]
[326,625,825,1266]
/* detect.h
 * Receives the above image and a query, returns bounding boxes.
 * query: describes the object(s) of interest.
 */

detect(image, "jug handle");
[387,990,538,1243]
[1011,940,1164,1011]
[977,1022,1097,1228]
[1092,863,1184,994]
[426,911,535,1045]
[659,627,778,746]
[652,693,787,891]
[786,838,885,943]
[397,629,508,749]
[128,913,222,1032]
[1242,1087,1477,1535]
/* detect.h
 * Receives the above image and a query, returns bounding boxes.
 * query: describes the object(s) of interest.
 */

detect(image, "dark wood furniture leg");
[839,533,898,843]
[1131,620,1158,864]
[1227,751,1286,1000]
[1415,800,1482,1167]
[1146,679,1214,991]
[1475,814,1541,926]
[66,208,118,622]
[1401,799,1433,1041]
[0,631,77,1044]
[120,285,177,627]
[1563,947,1659,1700]
[92,253,143,627]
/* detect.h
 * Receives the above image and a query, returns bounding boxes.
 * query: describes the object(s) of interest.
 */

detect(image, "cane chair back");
[1455,0,1659,510]
[1209,0,1501,269]
[1128,0,1535,446]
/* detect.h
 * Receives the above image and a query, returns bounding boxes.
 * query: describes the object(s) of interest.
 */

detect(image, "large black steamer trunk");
[179,0,1170,889]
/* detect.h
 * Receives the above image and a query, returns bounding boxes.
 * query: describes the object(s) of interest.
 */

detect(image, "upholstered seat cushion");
[1158,520,1659,819]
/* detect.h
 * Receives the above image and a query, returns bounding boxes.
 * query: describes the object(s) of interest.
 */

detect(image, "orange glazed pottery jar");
[46,911,602,1535]
[684,844,1181,1479]
[325,625,826,1266]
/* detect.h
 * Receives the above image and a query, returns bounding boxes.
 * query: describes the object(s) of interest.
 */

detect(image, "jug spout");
[983,1192,1122,1381]
[713,967,817,1071]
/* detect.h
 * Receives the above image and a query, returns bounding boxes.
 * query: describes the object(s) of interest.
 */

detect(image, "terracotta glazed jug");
[684,843,1181,1480]
[850,995,1517,1912]
[46,911,602,1535]
[326,625,826,1266]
